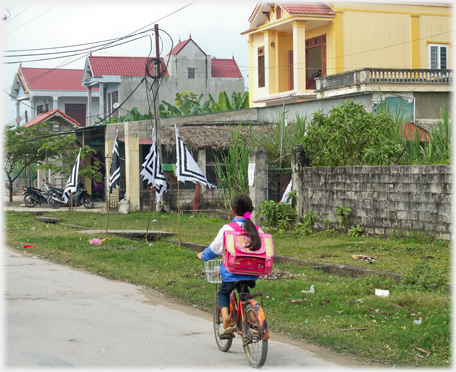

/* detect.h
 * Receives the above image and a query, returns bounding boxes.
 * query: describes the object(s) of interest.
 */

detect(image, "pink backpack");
[222,222,274,276]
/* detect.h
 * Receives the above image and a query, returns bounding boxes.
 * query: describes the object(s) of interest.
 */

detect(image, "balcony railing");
[315,68,453,92]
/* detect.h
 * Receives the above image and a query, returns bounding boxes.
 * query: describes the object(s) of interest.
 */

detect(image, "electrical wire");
[5,3,60,37]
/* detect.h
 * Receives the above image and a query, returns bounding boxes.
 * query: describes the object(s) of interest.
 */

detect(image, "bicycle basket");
[204,259,222,284]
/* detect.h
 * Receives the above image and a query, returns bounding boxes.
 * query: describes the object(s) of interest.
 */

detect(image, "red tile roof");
[20,67,89,91]
[23,108,81,128]
[88,56,169,77]
[211,58,243,78]
[167,38,207,56]
[401,122,430,142]
[279,2,335,15]
[119,138,153,145]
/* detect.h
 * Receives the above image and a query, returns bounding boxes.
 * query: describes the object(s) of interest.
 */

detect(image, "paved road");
[4,247,368,369]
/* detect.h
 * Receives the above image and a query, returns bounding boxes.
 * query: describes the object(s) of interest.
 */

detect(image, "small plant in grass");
[401,259,447,291]
[348,224,362,237]
[285,189,297,207]
[322,217,331,229]
[334,205,351,230]
[257,200,296,230]
[294,209,319,235]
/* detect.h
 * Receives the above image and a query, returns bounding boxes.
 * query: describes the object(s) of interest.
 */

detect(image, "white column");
[15,101,20,123]
[53,96,59,110]
[87,87,92,126]
[99,83,105,118]
[29,96,35,118]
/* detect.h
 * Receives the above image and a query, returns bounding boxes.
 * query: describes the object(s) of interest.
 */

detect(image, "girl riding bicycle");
[197,194,264,337]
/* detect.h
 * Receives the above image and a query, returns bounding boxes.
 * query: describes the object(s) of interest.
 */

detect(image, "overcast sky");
[1,0,258,125]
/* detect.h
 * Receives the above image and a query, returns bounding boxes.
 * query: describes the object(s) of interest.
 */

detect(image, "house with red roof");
[9,66,99,127]
[20,108,83,189]
[242,2,452,127]
[82,37,244,124]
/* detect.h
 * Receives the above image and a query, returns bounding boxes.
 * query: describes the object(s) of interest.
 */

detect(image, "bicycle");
[204,259,269,368]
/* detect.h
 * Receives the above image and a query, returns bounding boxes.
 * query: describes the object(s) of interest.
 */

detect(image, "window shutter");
[430,46,438,69]
[440,46,447,69]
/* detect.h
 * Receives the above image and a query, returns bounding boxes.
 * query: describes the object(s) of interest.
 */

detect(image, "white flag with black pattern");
[109,129,121,194]
[175,125,214,188]
[62,148,81,202]
[140,129,168,202]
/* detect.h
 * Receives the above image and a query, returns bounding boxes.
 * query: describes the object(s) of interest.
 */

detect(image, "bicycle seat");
[234,280,256,289]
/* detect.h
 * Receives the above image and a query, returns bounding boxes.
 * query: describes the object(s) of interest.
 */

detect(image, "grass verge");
[5,210,451,367]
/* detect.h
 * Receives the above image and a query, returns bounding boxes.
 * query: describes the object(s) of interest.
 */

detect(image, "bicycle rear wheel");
[242,303,268,368]
[213,297,233,352]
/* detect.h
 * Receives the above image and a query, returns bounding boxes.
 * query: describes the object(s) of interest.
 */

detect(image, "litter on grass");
[89,238,110,245]
[352,254,376,262]
[301,285,315,294]
[413,317,423,325]
[375,289,390,297]
[23,245,37,248]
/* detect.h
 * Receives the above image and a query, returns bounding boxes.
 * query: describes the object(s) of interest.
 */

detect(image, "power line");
[5,3,60,36]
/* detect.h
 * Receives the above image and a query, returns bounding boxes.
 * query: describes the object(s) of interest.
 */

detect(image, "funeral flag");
[175,125,214,188]
[140,129,168,202]
[62,148,81,202]
[109,129,120,194]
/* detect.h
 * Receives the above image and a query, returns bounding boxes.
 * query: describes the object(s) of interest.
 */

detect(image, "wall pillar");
[99,83,105,118]
[292,21,307,92]
[29,96,35,118]
[87,87,92,126]
[105,125,119,207]
[248,147,268,225]
[248,35,255,107]
[124,121,140,212]
[15,101,20,123]
[52,96,59,110]
[334,11,344,73]
[264,30,277,94]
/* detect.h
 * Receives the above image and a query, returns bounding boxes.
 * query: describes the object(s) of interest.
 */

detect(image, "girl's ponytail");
[231,194,261,251]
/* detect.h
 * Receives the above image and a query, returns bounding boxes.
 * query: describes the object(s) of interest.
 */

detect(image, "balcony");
[315,68,452,98]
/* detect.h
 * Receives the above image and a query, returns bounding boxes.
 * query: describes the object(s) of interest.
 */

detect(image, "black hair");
[231,194,261,251]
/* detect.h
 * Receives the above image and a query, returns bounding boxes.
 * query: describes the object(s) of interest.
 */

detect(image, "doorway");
[306,35,326,90]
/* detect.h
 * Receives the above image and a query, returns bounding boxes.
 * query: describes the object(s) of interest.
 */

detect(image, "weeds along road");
[4,247,373,369]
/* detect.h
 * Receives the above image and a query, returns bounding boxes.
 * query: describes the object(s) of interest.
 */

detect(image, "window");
[277,6,281,20]
[188,67,195,79]
[37,105,44,114]
[258,47,265,88]
[429,44,448,69]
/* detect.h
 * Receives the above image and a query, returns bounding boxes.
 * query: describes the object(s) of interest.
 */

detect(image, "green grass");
[5,210,451,367]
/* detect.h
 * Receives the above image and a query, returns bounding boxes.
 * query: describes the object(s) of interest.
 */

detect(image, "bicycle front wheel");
[242,303,268,368]
[213,297,233,352]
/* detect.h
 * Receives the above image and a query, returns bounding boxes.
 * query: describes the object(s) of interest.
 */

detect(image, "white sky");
[1,0,258,125]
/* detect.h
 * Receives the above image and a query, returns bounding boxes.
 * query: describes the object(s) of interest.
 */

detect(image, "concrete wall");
[293,145,452,240]
[256,93,374,123]
[414,92,452,120]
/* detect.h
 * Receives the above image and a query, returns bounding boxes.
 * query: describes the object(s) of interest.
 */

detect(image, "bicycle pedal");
[220,334,233,340]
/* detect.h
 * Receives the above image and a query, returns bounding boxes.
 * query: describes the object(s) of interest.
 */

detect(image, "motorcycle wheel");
[83,195,94,209]
[48,197,62,209]
[24,195,37,208]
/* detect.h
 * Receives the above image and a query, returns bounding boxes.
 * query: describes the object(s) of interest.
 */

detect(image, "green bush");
[257,200,296,230]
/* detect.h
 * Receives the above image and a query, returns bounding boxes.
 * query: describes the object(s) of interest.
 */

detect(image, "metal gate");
[267,167,291,202]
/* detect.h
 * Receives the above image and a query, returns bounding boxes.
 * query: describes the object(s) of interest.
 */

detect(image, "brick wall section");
[293,151,452,240]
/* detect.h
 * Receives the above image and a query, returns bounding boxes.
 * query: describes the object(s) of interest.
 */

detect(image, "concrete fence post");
[292,145,306,222]
[248,147,268,225]
[124,121,140,212]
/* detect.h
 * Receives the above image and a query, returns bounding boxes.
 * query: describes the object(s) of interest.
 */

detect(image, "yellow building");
[242,2,452,107]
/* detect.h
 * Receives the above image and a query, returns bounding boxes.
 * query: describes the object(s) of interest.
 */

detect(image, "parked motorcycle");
[21,186,50,208]
[46,181,94,209]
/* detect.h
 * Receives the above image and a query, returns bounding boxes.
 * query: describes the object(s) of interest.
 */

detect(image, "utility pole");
[154,24,162,212]
[154,24,161,160]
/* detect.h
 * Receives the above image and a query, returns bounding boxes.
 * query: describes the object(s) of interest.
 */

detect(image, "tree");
[301,100,403,166]
[3,122,97,202]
